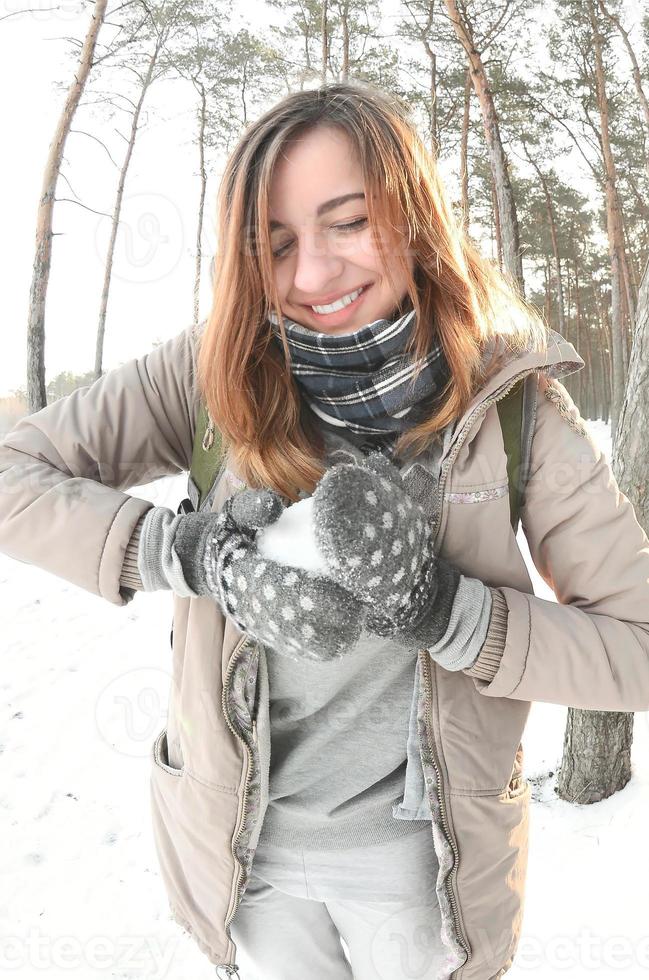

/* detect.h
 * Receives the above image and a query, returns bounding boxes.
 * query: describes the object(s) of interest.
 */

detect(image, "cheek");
[273,265,292,299]
[352,227,383,269]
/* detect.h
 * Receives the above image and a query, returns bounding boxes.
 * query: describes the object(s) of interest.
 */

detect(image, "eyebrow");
[269,192,366,231]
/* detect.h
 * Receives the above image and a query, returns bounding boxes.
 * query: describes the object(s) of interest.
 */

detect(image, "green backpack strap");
[171,403,222,648]
[496,374,538,533]
[182,403,223,513]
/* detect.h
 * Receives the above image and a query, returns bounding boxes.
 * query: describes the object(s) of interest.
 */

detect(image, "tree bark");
[613,253,649,526]
[322,0,329,82]
[460,66,471,229]
[193,81,208,328]
[544,256,552,327]
[403,1,438,156]
[26,0,108,412]
[444,0,525,292]
[525,148,566,335]
[587,0,632,434]
[340,0,350,81]
[420,2,437,158]
[556,707,631,803]
[491,178,503,270]
[597,0,649,181]
[573,258,584,409]
[599,297,612,423]
[580,298,596,418]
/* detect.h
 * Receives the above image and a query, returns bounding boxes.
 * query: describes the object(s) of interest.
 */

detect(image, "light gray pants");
[229,824,451,980]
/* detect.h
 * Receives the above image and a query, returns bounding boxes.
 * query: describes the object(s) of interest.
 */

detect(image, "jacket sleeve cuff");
[462,587,508,682]
[424,575,491,671]
[119,513,147,592]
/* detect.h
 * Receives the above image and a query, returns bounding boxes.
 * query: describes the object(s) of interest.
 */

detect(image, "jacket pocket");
[152,727,184,777]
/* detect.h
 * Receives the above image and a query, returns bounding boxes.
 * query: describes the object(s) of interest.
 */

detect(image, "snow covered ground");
[2,418,649,978]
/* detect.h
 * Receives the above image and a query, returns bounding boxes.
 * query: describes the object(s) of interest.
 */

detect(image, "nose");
[291,228,345,297]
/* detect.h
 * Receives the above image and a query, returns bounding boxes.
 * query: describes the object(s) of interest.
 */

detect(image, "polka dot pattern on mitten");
[312,458,433,615]
[203,497,365,663]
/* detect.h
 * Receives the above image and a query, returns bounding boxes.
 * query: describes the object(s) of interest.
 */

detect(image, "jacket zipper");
[423,368,538,978]
[420,649,470,967]
[217,632,257,980]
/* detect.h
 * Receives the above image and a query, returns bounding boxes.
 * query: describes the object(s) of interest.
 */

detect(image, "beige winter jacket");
[1,322,648,979]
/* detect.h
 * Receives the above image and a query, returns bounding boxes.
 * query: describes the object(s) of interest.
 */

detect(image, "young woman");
[1,81,648,980]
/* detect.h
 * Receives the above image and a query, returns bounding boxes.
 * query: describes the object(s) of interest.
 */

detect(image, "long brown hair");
[197,80,548,501]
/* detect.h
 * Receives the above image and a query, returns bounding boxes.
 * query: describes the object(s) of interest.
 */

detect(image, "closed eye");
[272,217,368,259]
[332,217,368,233]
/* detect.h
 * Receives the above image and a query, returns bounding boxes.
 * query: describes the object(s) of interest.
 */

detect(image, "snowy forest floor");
[2,418,649,979]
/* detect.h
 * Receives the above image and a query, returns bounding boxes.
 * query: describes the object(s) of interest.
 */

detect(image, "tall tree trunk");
[524,149,567,335]
[613,254,649,525]
[580,310,596,419]
[460,67,471,229]
[240,58,249,127]
[491,178,503,269]
[95,45,159,379]
[420,2,437,157]
[26,0,108,412]
[544,257,552,327]
[587,0,631,435]
[597,0,649,181]
[404,1,438,156]
[617,197,637,331]
[573,259,584,408]
[444,0,525,292]
[599,297,612,424]
[193,81,208,328]
[340,0,350,81]
[563,259,575,401]
[322,0,329,82]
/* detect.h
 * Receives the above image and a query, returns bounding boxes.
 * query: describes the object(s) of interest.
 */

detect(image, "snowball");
[255,496,330,574]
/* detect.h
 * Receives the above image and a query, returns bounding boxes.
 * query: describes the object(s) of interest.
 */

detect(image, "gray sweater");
[257,624,430,849]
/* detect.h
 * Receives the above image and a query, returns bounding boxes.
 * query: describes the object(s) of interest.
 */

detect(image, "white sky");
[0,0,642,397]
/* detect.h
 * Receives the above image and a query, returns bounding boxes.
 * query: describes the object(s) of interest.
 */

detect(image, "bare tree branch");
[0,5,58,23]
[69,128,120,167]
[55,197,113,219]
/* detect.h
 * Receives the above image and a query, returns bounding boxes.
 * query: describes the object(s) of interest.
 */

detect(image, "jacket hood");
[464,327,584,423]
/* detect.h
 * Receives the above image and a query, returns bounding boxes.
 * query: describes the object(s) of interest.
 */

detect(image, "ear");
[228,488,285,531]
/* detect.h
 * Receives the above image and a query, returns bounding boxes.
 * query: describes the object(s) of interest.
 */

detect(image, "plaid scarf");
[268,306,450,453]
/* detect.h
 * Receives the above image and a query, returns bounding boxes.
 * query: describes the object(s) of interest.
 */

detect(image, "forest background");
[1,0,646,428]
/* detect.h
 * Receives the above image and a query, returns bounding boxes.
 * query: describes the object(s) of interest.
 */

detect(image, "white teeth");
[312,286,363,314]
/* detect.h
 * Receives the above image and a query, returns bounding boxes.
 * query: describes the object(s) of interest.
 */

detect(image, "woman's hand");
[173,488,367,663]
[312,453,463,651]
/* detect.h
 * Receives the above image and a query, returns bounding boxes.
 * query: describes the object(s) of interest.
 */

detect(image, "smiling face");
[266,125,414,335]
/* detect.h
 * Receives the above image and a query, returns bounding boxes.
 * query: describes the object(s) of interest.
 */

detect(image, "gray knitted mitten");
[173,489,366,664]
[312,452,461,650]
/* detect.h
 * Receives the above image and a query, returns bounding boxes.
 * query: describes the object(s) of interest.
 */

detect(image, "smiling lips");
[301,282,372,314]
[310,286,365,314]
